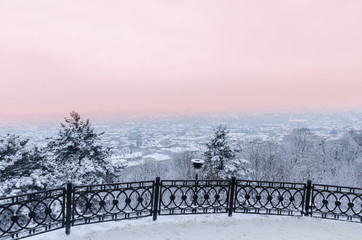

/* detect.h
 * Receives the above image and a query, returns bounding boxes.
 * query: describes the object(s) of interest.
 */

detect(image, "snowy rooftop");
[143,153,171,161]
[29,214,360,240]
[123,152,143,158]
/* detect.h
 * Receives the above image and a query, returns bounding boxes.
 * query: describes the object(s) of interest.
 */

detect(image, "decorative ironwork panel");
[72,181,154,225]
[0,189,65,240]
[311,184,362,222]
[234,180,306,216]
[159,180,230,215]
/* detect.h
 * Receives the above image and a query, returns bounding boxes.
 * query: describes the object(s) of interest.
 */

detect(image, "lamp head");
[191,159,204,169]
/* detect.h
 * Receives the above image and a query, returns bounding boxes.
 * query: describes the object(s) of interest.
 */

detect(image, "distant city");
[1,110,361,165]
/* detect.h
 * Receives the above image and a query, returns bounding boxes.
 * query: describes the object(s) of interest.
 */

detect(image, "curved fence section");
[0,179,361,239]
[72,181,155,226]
[159,180,230,215]
[234,180,306,216]
[311,184,362,222]
[0,189,65,239]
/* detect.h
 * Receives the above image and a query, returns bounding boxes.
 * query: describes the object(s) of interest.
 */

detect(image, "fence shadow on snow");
[0,178,361,239]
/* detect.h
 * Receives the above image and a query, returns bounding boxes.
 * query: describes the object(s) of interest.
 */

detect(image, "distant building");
[123,152,143,161]
[158,136,172,146]
[121,147,131,155]
[136,134,142,147]
[144,153,171,162]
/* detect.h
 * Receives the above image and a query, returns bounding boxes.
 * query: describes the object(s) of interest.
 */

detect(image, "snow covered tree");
[0,134,29,179]
[45,111,124,186]
[204,125,244,180]
[171,150,202,179]
[282,128,315,164]
[47,111,110,166]
[241,138,283,181]
[0,134,45,195]
[280,128,320,182]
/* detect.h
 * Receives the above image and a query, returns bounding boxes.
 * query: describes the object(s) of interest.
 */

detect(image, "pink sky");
[1,0,362,115]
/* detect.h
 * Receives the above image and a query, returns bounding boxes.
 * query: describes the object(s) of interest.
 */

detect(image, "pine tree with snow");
[0,134,29,179]
[0,134,45,195]
[45,111,124,186]
[204,125,244,180]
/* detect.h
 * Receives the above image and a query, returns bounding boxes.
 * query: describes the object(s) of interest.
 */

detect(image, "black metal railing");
[0,178,361,239]
[0,188,65,239]
[311,184,362,222]
[71,181,154,226]
[159,179,231,215]
[234,180,307,216]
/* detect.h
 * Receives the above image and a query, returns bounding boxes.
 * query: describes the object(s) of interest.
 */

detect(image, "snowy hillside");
[29,214,360,240]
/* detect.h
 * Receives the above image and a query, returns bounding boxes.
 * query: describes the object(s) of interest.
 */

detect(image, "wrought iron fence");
[159,179,231,215]
[234,180,307,216]
[0,178,361,239]
[72,181,154,226]
[311,184,362,222]
[0,188,65,239]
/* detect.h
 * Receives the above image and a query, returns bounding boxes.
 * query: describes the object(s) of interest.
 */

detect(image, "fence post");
[304,180,312,216]
[228,177,236,217]
[65,183,72,235]
[153,177,161,221]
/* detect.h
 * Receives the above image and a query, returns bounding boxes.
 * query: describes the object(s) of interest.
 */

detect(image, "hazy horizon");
[1,107,362,124]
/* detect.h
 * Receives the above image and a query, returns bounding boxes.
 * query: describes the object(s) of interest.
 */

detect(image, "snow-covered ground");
[30,214,361,240]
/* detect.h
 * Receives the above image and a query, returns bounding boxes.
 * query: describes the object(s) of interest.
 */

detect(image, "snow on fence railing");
[0,178,361,239]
